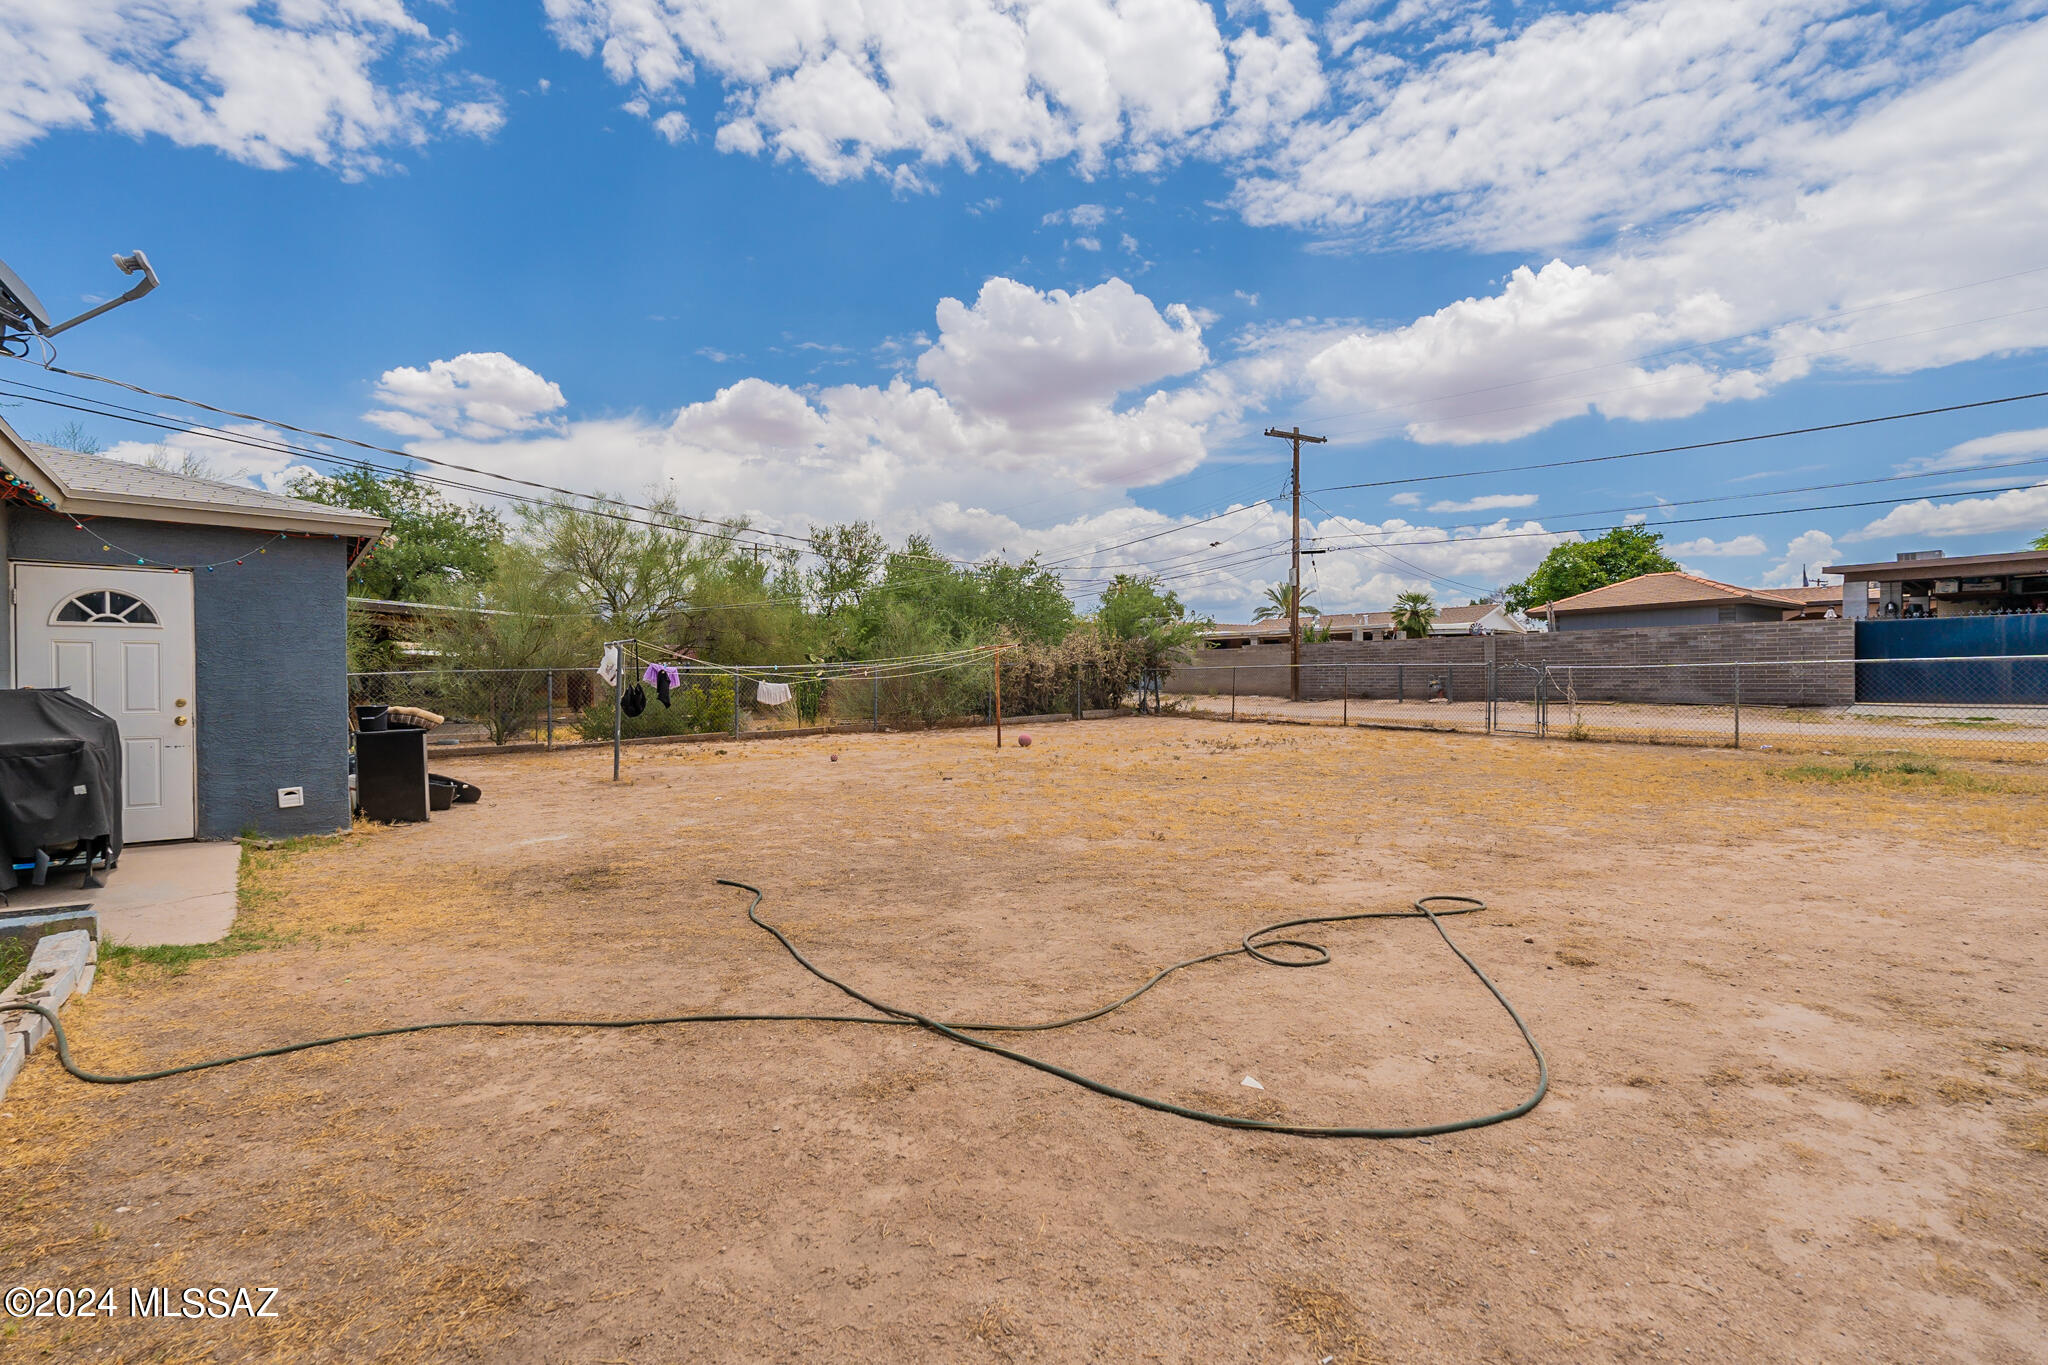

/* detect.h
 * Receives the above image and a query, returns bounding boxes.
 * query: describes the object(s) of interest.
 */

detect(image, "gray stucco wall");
[6,506,350,838]
[1556,603,1787,630]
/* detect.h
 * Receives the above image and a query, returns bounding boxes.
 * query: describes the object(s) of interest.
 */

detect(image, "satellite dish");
[0,255,54,333]
[0,250,159,352]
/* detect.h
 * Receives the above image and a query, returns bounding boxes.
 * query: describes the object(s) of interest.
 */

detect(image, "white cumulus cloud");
[1669,534,1767,558]
[1842,483,2048,545]
[1428,492,1537,515]
[365,353,569,440]
[544,0,1242,181]
[0,1,505,176]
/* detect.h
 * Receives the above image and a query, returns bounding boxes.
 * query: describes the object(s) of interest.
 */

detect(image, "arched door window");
[51,589,160,626]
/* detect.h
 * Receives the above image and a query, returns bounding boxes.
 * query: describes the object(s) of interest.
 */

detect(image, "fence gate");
[1491,662,1548,737]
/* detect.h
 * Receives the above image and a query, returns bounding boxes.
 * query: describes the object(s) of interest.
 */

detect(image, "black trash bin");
[356,726,429,822]
[355,705,390,732]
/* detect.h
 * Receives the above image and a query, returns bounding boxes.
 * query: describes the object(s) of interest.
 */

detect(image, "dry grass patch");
[1936,1076,2000,1105]
[853,1066,943,1104]
[2009,1112,2048,1156]
[1846,1071,1917,1108]
[1274,1280,1382,1365]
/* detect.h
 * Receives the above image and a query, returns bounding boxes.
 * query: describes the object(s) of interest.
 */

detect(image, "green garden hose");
[7,881,1547,1139]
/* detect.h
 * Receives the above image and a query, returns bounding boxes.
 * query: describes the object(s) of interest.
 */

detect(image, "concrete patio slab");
[2,842,242,947]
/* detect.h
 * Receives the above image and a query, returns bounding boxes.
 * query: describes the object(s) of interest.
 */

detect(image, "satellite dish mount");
[0,251,160,357]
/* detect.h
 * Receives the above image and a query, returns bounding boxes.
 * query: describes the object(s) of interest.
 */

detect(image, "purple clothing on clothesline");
[643,663,691,687]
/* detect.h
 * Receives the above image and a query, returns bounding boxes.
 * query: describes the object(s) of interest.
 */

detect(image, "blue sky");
[4,0,2047,618]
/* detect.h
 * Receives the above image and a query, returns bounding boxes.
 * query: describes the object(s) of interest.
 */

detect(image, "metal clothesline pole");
[610,639,625,782]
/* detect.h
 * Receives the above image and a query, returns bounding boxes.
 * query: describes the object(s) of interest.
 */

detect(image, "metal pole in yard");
[993,650,1004,749]
[545,669,554,749]
[1398,664,1405,704]
[872,673,880,732]
[732,675,742,737]
[1343,664,1349,726]
[611,644,623,781]
[1231,666,1238,722]
[1733,662,1742,749]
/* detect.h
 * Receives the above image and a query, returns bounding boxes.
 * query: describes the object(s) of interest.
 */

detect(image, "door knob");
[175,715,190,726]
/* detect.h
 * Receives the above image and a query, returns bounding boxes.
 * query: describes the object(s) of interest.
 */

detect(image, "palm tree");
[1252,583,1318,622]
[1391,591,1438,639]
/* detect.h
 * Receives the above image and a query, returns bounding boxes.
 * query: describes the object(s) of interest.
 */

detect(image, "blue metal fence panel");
[1854,617,2048,703]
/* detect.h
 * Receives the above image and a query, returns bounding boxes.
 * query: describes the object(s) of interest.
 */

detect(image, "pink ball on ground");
[830,754,839,762]
[1016,733,1032,748]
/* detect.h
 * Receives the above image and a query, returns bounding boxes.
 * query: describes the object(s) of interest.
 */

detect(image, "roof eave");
[53,487,387,537]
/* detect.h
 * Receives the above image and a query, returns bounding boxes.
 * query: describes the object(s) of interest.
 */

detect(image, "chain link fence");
[1167,657,2048,763]
[347,663,1017,750]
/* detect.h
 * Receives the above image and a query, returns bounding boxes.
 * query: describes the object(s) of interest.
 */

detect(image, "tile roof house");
[1524,571,1867,630]
[2,418,385,840]
[1203,601,1528,647]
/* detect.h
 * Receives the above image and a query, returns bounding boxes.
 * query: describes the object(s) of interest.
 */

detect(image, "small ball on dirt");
[1016,733,1033,748]
[830,754,839,762]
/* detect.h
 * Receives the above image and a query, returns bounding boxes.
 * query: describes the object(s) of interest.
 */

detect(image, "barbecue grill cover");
[0,689,124,891]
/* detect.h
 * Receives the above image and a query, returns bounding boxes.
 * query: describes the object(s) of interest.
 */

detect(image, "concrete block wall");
[1168,620,1856,706]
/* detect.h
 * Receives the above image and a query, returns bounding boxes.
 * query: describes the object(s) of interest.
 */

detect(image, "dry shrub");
[996,627,1152,716]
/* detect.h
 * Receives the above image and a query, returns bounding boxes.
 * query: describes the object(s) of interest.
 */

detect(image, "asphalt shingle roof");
[22,443,385,529]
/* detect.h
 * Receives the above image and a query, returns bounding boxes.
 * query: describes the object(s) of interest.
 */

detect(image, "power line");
[0,381,1278,613]
[1304,389,2048,494]
[7,363,837,549]
[1300,492,1498,598]
[0,372,1287,593]
[1307,476,2048,557]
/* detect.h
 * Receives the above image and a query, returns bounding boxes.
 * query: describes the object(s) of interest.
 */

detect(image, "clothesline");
[621,638,999,686]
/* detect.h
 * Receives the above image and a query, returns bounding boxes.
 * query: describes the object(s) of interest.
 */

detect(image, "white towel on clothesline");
[595,644,620,686]
[755,681,792,706]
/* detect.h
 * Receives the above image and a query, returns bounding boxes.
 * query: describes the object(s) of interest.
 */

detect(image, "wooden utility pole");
[1264,425,1327,701]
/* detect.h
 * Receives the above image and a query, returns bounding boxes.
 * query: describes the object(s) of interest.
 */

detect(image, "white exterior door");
[11,563,198,842]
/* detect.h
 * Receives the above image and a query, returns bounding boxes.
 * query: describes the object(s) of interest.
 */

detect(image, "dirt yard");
[6,718,2047,1362]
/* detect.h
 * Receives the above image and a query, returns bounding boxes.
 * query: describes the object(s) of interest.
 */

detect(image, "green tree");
[807,521,889,617]
[1096,573,1204,669]
[286,468,503,601]
[417,549,589,743]
[514,492,721,638]
[1252,582,1317,622]
[2032,528,2047,550]
[854,535,1072,651]
[1391,591,1438,638]
[1506,525,1679,615]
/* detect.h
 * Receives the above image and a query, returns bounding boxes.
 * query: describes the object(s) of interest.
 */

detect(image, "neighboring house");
[1332,602,1529,639]
[1,417,386,840]
[1823,548,2048,618]
[1526,571,1869,631]
[1202,602,1527,648]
